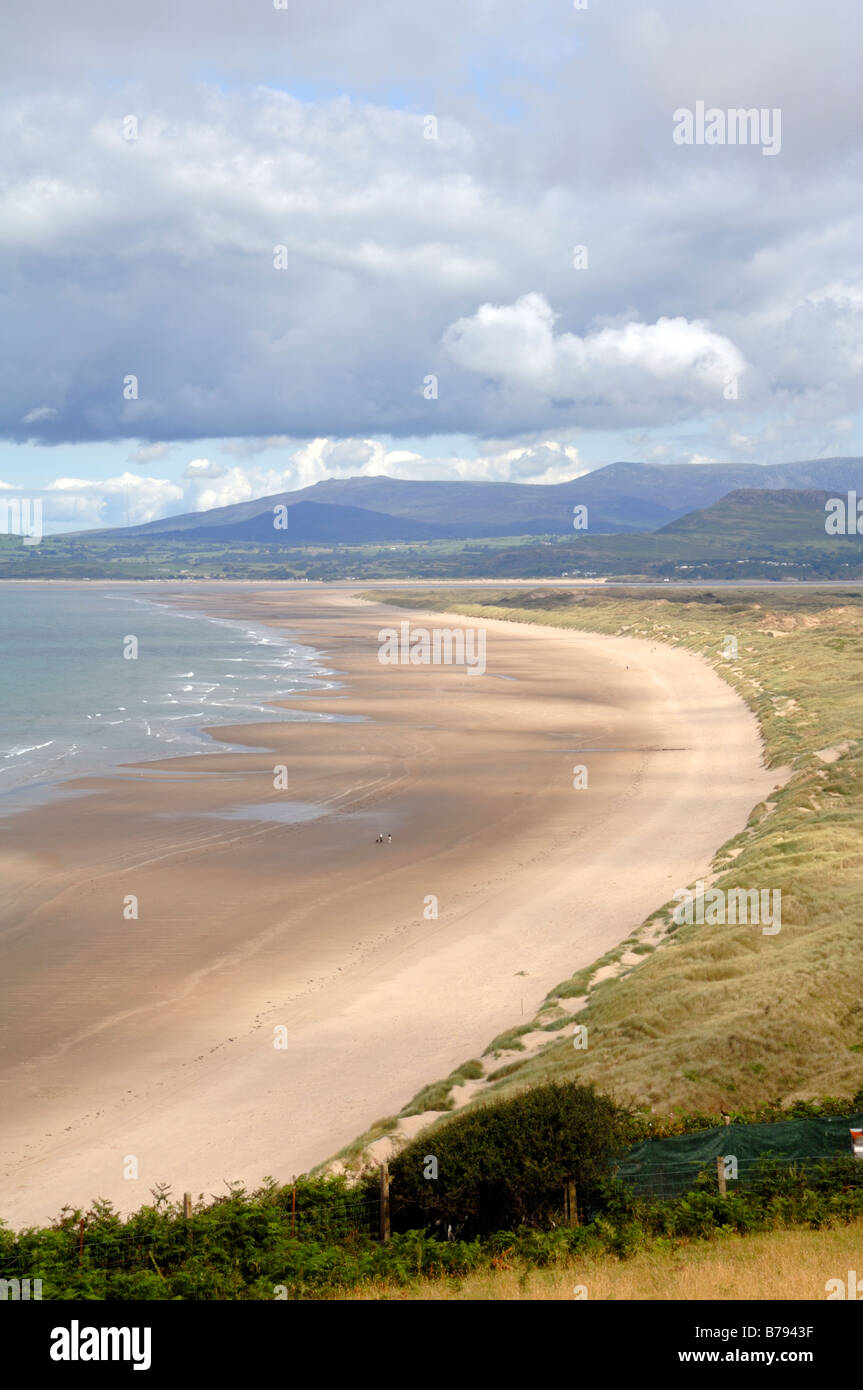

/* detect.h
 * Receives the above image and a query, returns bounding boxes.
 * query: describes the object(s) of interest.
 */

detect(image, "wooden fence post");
[563,1180,579,1227]
[78,1217,85,1266]
[379,1163,391,1243]
[183,1192,192,1220]
[716,1155,727,1196]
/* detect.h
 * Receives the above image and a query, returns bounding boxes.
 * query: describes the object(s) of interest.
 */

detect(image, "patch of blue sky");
[189,64,426,115]
[464,60,528,125]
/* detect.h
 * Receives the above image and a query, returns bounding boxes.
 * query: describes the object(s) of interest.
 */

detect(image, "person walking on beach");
[387,833,392,845]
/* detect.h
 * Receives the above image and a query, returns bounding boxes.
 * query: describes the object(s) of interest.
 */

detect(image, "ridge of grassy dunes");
[343,586,863,1152]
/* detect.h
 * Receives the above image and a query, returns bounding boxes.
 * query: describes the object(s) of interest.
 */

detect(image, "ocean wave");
[3,740,55,758]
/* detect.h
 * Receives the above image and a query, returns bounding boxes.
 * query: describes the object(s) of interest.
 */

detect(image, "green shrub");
[389,1081,630,1236]
[4,1151,863,1299]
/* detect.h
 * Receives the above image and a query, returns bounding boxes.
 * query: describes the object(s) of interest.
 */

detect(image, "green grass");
[396,1059,489,1118]
[450,1059,485,1082]
[0,531,569,582]
[482,1026,531,1057]
[399,1081,456,1117]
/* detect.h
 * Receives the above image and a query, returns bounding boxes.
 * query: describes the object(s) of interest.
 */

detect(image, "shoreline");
[0,585,341,819]
[0,585,778,1229]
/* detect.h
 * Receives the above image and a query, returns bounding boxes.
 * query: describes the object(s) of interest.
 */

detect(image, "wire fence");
[288,1195,381,1241]
[2,1153,856,1292]
[1,1190,383,1286]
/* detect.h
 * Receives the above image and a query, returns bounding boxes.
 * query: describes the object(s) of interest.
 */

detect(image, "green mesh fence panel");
[617,1114,863,1199]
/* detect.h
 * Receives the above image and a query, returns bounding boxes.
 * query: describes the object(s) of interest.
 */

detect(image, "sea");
[0,585,339,816]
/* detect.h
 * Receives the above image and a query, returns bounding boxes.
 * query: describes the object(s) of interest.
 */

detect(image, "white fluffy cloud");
[182,458,227,480]
[41,473,183,528]
[443,294,748,415]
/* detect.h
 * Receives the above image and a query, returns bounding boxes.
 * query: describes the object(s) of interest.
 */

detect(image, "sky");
[3,0,863,532]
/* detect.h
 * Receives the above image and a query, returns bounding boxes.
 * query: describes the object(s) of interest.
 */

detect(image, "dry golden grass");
[337,1219,863,1300]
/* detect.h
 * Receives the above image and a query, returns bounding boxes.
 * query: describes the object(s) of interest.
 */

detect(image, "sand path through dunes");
[0,586,778,1228]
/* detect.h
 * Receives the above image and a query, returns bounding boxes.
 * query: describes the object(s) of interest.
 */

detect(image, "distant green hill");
[548,486,863,578]
[658,487,840,547]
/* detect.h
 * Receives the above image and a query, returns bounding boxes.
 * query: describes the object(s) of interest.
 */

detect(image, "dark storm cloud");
[3,0,863,450]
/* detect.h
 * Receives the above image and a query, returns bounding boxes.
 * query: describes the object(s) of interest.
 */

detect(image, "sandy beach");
[0,585,778,1229]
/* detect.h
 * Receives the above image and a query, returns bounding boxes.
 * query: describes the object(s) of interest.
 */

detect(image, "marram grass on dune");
[355,586,863,1124]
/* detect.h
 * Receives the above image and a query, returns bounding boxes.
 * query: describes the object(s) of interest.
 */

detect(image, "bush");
[389,1081,630,1236]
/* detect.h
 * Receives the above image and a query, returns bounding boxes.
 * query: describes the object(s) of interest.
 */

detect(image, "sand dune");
[0,586,778,1228]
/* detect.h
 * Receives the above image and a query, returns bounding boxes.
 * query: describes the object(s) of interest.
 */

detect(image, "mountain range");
[82,458,863,544]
